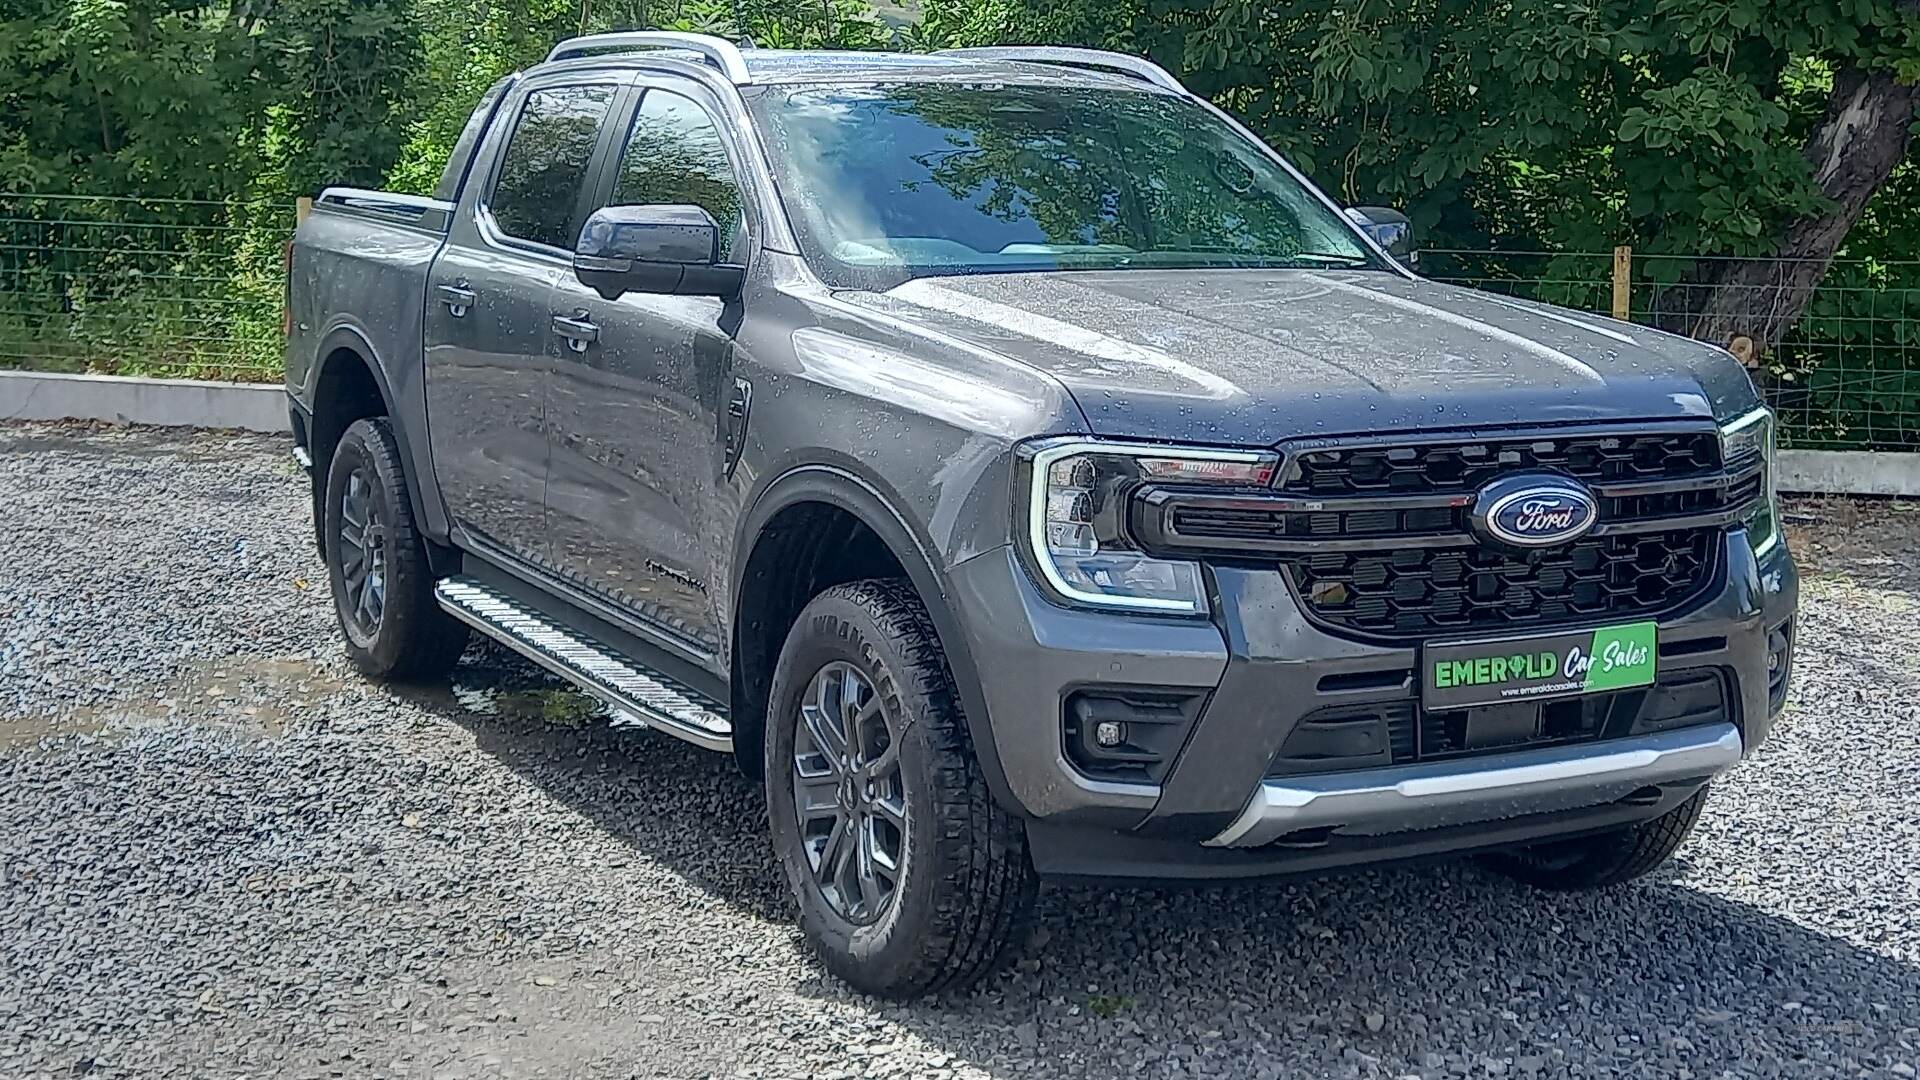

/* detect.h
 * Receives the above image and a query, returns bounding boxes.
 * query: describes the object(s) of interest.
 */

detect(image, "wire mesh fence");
[3,193,1916,451]
[0,193,291,382]
[1425,250,1920,452]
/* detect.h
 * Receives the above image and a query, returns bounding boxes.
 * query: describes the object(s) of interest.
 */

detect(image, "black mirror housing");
[1344,206,1418,269]
[574,204,743,300]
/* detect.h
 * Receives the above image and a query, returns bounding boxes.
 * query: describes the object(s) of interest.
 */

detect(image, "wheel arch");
[730,465,1017,813]
[307,328,444,568]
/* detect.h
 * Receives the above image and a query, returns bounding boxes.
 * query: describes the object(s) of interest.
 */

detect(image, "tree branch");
[1685,66,1920,353]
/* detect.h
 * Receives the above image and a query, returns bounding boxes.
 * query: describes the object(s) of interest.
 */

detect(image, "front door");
[425,78,621,567]
[543,82,751,654]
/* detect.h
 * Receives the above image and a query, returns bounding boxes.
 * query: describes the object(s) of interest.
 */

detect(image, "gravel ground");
[2,421,1917,1080]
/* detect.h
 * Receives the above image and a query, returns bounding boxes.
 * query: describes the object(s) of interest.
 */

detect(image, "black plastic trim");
[306,327,446,550]
[735,464,1020,815]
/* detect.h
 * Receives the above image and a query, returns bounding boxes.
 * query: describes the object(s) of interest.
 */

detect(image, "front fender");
[733,463,1022,816]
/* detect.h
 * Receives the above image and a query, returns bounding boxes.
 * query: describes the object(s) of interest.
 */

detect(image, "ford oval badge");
[1471,475,1599,548]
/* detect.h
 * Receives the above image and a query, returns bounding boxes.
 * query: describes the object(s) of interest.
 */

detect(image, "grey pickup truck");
[285,33,1798,997]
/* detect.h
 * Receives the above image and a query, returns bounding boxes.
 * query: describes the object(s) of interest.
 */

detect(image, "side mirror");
[574,204,742,300]
[1344,206,1418,270]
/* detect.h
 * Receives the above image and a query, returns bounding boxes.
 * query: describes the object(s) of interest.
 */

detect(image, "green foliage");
[0,0,421,200]
[495,686,603,725]
[384,0,574,196]
[0,0,420,383]
[1,0,259,196]
[260,0,424,197]
[918,0,1920,258]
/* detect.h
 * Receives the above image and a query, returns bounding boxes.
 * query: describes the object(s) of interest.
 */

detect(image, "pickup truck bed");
[285,189,455,542]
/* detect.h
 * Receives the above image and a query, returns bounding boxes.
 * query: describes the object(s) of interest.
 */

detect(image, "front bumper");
[947,527,1796,879]
[1204,721,1739,848]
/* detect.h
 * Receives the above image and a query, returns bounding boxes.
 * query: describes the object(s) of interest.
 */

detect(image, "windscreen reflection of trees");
[491,86,614,249]
[613,93,744,261]
[778,87,1359,266]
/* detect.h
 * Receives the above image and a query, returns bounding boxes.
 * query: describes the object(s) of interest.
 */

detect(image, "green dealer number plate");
[1422,621,1658,710]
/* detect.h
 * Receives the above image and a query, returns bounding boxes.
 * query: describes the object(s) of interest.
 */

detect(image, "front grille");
[1130,424,1757,643]
[1279,529,1719,639]
[1282,431,1722,496]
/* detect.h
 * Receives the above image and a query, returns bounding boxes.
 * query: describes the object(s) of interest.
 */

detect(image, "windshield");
[746,83,1381,290]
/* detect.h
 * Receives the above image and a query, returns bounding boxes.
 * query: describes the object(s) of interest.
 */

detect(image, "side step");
[435,576,733,753]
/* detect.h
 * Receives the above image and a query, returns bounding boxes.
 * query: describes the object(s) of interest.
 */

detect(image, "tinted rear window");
[488,84,616,249]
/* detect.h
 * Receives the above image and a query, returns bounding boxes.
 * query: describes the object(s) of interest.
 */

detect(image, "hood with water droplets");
[853,269,1761,445]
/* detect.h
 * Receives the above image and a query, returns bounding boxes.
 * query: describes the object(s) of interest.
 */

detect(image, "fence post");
[295,196,313,226]
[1611,245,1632,321]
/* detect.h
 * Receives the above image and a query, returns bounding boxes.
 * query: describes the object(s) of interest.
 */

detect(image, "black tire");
[1480,786,1709,890]
[322,417,468,681]
[764,579,1036,998]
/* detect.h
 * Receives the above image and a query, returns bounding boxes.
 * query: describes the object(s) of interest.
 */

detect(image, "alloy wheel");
[336,467,388,638]
[791,661,907,925]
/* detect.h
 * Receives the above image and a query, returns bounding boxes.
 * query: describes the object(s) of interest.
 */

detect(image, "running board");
[435,576,733,752]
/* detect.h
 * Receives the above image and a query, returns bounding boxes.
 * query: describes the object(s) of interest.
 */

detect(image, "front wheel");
[322,417,468,681]
[765,580,1036,998]
[1480,786,1709,890]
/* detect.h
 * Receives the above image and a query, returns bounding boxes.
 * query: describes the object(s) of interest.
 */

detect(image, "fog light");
[1064,691,1205,784]
[1766,620,1794,713]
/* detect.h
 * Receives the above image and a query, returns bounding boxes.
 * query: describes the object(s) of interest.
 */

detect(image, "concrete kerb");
[1,370,287,434]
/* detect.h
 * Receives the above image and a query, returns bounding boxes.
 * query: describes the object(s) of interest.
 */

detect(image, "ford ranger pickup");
[284,33,1799,998]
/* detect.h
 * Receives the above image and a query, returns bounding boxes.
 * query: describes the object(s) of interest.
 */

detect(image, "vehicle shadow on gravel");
[410,647,1919,1077]
[399,647,792,920]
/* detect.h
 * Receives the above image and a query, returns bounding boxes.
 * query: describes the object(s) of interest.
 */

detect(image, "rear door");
[424,74,625,567]
[541,79,754,655]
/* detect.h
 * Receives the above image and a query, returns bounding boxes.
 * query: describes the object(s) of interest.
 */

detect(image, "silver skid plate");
[435,576,732,752]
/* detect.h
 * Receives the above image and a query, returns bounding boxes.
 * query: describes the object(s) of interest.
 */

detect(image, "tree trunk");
[1683,66,1919,354]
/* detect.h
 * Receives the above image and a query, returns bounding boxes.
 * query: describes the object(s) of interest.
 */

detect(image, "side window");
[434,75,516,203]
[489,84,616,250]
[611,90,745,261]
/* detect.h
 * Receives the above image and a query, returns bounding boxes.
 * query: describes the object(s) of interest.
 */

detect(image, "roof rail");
[546,31,752,84]
[937,46,1185,94]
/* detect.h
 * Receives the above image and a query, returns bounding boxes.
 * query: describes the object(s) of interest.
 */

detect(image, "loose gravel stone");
[2,421,1917,1079]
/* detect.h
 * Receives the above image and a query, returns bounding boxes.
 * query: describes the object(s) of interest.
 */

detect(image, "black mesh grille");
[1279,529,1719,640]
[1281,430,1723,496]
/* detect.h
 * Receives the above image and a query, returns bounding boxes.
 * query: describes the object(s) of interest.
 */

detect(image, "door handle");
[436,283,476,317]
[551,313,599,353]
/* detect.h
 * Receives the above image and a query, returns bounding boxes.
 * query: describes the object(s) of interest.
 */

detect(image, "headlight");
[1018,439,1279,615]
[1719,406,1780,558]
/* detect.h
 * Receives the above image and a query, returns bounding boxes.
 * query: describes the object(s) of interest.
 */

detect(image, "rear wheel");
[1480,786,1709,890]
[765,580,1036,998]
[323,417,468,680]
